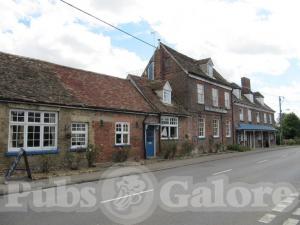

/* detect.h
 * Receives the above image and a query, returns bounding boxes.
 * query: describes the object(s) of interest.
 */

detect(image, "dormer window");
[207,61,214,78]
[233,89,241,99]
[162,81,172,104]
[147,61,154,80]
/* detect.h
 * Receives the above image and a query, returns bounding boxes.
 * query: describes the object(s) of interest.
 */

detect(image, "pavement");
[0,145,296,196]
[0,145,300,225]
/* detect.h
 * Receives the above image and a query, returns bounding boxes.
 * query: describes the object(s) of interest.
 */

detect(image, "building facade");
[0,43,276,173]
[231,77,276,148]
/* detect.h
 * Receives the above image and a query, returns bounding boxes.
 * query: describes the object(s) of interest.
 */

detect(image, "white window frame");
[212,119,220,138]
[248,109,252,122]
[115,122,130,145]
[224,92,230,109]
[163,89,172,104]
[71,123,88,149]
[198,117,205,138]
[197,84,205,104]
[226,120,231,138]
[264,113,267,123]
[8,109,58,152]
[256,112,260,123]
[269,114,273,124]
[212,88,219,107]
[161,116,178,140]
[239,108,244,121]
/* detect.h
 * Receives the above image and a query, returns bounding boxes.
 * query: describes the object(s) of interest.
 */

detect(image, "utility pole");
[279,96,284,145]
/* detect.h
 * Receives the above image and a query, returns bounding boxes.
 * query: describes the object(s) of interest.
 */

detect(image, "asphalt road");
[1,147,300,225]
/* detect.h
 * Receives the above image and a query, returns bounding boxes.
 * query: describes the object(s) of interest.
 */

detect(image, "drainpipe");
[143,115,149,160]
[231,90,235,144]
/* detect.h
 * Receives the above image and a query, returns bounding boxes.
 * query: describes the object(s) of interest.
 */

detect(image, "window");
[9,110,57,152]
[163,89,172,104]
[197,84,204,104]
[264,113,267,123]
[226,120,231,137]
[199,117,205,138]
[207,62,214,77]
[212,88,219,107]
[239,108,244,121]
[248,109,252,122]
[256,112,260,123]
[115,122,130,145]
[161,116,178,139]
[147,61,154,80]
[213,119,219,138]
[224,92,230,109]
[71,123,88,149]
[269,114,273,124]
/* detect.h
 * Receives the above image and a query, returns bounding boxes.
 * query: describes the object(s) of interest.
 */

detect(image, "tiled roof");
[233,94,275,112]
[128,75,189,116]
[0,51,155,113]
[160,43,231,87]
[231,82,242,89]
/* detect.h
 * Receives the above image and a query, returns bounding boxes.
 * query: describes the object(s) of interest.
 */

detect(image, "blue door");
[146,126,155,158]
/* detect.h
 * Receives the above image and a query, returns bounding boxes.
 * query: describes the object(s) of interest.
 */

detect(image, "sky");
[1,0,300,118]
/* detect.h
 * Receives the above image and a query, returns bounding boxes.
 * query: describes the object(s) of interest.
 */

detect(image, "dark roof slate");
[0,51,155,113]
[129,75,189,116]
[160,43,231,87]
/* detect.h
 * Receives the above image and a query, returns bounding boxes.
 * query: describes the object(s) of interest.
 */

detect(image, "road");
[1,147,300,225]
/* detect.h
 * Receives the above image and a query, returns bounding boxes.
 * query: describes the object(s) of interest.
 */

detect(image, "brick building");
[0,43,276,173]
[0,52,157,171]
[231,77,276,148]
[141,43,234,151]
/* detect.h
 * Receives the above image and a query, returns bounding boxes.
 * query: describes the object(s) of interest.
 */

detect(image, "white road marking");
[213,169,232,176]
[293,208,300,216]
[258,213,276,224]
[100,189,154,204]
[282,197,296,204]
[272,203,290,212]
[282,218,299,225]
[290,192,299,197]
[257,160,268,164]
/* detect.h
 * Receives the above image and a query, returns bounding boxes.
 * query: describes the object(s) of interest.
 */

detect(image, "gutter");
[0,98,158,116]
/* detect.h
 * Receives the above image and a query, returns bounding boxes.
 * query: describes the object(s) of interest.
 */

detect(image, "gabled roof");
[231,82,242,89]
[128,75,189,116]
[233,93,275,112]
[0,51,155,114]
[160,43,231,87]
[254,92,264,98]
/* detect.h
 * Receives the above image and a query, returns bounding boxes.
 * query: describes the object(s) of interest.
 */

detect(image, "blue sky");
[1,0,300,116]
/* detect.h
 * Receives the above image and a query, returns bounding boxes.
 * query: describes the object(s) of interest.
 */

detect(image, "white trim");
[198,117,205,138]
[189,74,232,90]
[70,123,88,149]
[212,119,220,138]
[226,120,231,138]
[8,109,58,152]
[161,116,179,140]
[115,122,130,145]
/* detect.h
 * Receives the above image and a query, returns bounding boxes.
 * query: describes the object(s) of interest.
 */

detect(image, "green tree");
[282,113,300,139]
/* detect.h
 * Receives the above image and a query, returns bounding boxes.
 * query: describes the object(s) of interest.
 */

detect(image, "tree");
[281,113,300,139]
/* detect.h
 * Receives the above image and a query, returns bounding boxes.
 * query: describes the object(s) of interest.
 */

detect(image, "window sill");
[69,147,87,152]
[114,144,131,147]
[5,149,59,157]
[161,138,178,141]
[213,136,220,139]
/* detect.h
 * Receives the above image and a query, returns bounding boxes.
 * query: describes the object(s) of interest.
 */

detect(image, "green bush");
[160,140,177,159]
[112,148,129,162]
[180,139,194,156]
[227,144,251,152]
[86,144,101,167]
[284,139,297,145]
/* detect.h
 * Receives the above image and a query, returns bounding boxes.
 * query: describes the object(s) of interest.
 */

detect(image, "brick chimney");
[241,77,251,94]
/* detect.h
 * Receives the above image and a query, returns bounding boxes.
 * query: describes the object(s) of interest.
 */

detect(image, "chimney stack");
[241,77,251,94]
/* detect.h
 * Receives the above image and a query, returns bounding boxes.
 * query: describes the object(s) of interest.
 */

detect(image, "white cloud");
[1,0,300,114]
[0,0,146,77]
